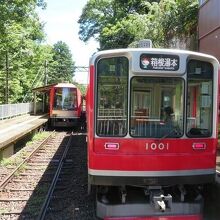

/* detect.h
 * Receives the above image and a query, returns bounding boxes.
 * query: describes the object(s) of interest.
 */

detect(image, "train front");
[50,83,82,127]
[87,49,219,219]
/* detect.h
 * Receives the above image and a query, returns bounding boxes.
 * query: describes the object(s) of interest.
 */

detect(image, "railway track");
[0,131,73,219]
[37,132,73,220]
[39,131,97,220]
[0,133,50,183]
[0,131,56,189]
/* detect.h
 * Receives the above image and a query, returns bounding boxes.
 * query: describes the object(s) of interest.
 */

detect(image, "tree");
[78,0,154,49]
[78,0,198,50]
[74,82,87,96]
[0,0,47,103]
[139,0,199,48]
[0,1,78,104]
[0,0,46,49]
[48,41,75,84]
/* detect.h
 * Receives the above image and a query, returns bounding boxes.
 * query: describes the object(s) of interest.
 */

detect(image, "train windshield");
[96,56,214,138]
[186,60,213,137]
[53,87,77,110]
[130,77,184,138]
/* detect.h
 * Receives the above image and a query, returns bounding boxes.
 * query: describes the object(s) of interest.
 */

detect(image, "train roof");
[54,83,77,88]
[90,48,219,64]
[32,83,57,93]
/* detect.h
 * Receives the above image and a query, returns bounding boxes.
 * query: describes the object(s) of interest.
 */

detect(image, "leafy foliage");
[48,41,75,84]
[74,83,87,96]
[0,1,75,104]
[78,0,198,50]
[78,0,152,48]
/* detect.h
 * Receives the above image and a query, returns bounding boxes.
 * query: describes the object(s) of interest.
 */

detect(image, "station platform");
[0,114,48,157]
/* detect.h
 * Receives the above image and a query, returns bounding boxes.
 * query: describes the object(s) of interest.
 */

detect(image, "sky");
[37,0,99,84]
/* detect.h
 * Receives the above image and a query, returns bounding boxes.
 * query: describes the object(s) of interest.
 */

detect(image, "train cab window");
[54,88,77,110]
[130,77,184,138]
[96,57,128,136]
[186,60,213,137]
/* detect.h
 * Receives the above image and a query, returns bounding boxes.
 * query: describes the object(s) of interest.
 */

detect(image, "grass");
[0,157,23,167]
[12,163,28,177]
[32,131,50,141]
[0,131,51,167]
[0,208,9,215]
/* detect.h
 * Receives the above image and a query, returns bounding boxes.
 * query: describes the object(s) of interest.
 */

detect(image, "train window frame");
[129,76,184,138]
[95,56,129,137]
[186,59,214,138]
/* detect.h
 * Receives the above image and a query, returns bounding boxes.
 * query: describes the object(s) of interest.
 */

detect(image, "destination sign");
[140,54,179,71]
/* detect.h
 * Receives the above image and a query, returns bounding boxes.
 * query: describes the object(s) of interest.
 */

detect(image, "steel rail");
[0,130,56,189]
[37,132,73,220]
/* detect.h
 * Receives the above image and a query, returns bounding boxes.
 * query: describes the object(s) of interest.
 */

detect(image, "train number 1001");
[146,143,169,151]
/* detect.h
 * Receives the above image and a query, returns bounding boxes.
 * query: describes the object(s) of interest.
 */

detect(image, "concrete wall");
[199,0,220,61]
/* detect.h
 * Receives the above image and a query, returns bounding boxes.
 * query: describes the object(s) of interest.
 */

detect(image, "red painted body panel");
[49,87,54,117]
[87,65,95,163]
[87,62,217,173]
[105,215,202,220]
[89,138,217,171]
[76,87,82,117]
[87,51,219,184]
[218,70,220,123]
[88,49,218,220]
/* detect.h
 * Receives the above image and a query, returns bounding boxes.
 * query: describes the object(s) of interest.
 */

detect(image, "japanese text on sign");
[140,54,179,71]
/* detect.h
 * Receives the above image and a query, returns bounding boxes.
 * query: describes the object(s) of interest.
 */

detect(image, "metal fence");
[0,102,42,120]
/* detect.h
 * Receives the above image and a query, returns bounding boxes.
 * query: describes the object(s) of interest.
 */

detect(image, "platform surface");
[0,114,48,150]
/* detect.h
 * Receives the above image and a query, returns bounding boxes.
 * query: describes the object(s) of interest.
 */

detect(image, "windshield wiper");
[159,127,182,141]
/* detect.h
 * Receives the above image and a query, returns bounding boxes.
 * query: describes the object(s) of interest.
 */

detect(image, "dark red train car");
[49,83,82,127]
[87,48,219,219]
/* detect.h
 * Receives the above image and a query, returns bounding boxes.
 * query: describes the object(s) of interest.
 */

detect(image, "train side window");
[186,60,213,137]
[96,57,128,136]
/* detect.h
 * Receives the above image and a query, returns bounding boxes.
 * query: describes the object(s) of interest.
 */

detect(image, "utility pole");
[42,60,48,113]
[5,50,9,104]
[44,60,48,86]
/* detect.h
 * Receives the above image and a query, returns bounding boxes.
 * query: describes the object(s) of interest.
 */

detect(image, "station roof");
[32,83,57,93]
[32,83,77,93]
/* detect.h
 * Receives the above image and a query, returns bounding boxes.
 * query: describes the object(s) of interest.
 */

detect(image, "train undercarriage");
[95,185,203,220]
[50,117,79,127]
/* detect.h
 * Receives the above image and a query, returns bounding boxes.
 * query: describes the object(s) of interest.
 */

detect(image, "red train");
[86,48,219,219]
[49,83,82,127]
